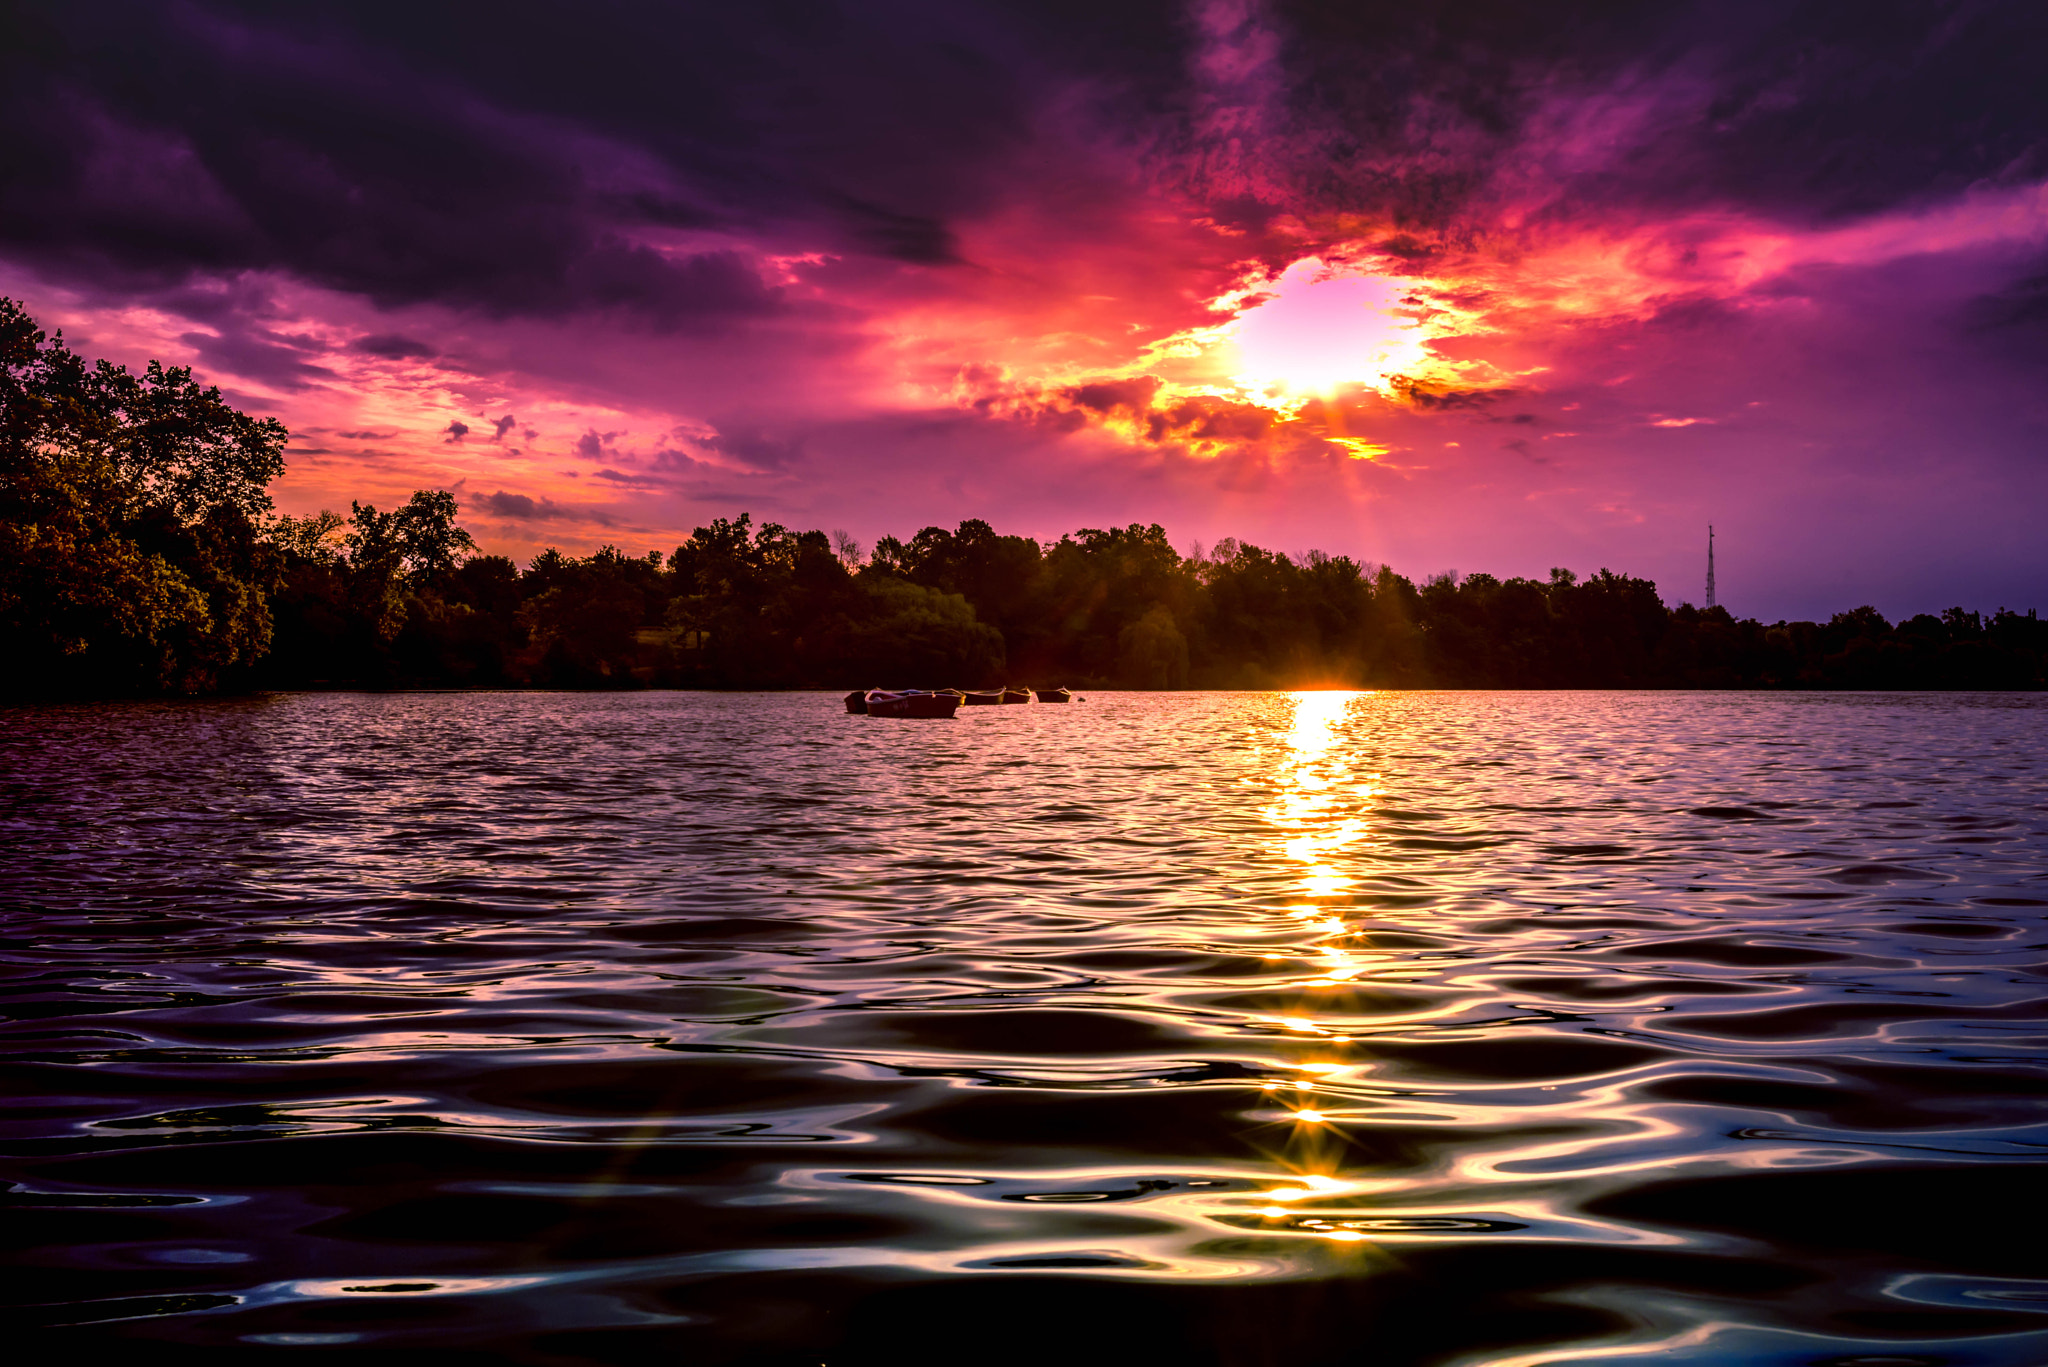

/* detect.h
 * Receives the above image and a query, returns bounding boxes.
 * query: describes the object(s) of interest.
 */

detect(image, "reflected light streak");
[1210,694,1394,1254]
[1267,691,1372,912]
[1231,692,1384,1226]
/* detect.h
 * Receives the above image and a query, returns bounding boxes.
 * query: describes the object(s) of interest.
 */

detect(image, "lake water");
[5,690,2047,1365]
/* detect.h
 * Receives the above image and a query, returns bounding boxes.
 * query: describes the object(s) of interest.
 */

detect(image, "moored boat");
[864,689,961,719]
[844,689,870,714]
[1035,686,1072,703]
[1000,687,1031,704]
[964,689,1004,705]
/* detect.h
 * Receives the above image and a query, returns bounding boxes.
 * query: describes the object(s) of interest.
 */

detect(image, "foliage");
[3,298,2041,696]
[256,510,2040,693]
[0,296,286,694]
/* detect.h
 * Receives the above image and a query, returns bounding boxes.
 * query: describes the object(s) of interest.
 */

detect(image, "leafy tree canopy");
[1,297,288,694]
[3,297,2040,697]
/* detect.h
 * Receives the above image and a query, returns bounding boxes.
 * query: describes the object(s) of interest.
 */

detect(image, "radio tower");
[1705,524,1716,610]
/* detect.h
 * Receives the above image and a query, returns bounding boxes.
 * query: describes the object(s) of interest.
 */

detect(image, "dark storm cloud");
[1963,265,2048,360]
[592,469,662,488]
[0,0,1178,324]
[175,326,337,390]
[1390,379,1512,413]
[352,333,438,360]
[703,426,807,470]
[470,489,611,525]
[1250,0,2048,230]
[472,490,543,519]
[1,2,801,324]
[1067,376,1165,413]
[4,0,2040,336]
[1647,2,2048,221]
[573,429,618,460]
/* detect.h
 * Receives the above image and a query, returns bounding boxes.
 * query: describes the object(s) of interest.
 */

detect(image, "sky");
[3,0,2045,622]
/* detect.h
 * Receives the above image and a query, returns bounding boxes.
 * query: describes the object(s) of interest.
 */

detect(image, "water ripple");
[3,690,2046,1364]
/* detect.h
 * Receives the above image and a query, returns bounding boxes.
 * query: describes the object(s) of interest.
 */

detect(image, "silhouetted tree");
[0,296,286,695]
[4,302,2041,697]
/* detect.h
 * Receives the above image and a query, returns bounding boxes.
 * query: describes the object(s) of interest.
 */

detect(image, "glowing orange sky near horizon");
[34,179,2043,496]
[10,163,2048,621]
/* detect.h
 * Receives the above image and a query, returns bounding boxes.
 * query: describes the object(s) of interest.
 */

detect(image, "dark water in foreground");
[4,691,2047,1366]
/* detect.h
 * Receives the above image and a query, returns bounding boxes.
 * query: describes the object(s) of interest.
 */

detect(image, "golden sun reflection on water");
[1268,690,1378,982]
[26,690,2041,1355]
[1230,690,1389,1243]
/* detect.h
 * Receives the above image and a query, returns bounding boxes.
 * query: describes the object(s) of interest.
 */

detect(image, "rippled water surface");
[5,690,2048,1365]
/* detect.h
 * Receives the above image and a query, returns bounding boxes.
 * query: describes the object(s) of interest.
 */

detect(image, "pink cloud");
[6,1,2045,617]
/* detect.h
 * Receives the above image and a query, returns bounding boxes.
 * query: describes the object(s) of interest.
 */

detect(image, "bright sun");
[1228,258,1428,399]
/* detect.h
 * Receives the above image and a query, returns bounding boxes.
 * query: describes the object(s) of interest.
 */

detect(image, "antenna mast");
[1705,524,1716,609]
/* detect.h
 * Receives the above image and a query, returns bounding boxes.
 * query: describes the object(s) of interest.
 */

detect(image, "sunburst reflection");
[1229,690,1388,1241]
[1268,690,1376,974]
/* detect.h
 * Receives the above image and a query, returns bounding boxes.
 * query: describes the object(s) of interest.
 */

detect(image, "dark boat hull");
[964,690,1004,705]
[844,690,869,714]
[1034,687,1072,703]
[1001,688,1031,704]
[865,690,961,719]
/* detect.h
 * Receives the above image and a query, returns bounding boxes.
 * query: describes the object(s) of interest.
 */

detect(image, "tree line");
[4,298,2043,696]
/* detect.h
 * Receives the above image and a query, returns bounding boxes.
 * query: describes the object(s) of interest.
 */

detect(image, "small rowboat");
[865,689,961,719]
[964,689,1004,705]
[1034,686,1072,704]
[844,690,870,714]
[1000,687,1031,704]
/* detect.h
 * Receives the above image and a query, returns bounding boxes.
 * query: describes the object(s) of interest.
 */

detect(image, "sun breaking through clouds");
[4,0,2046,618]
